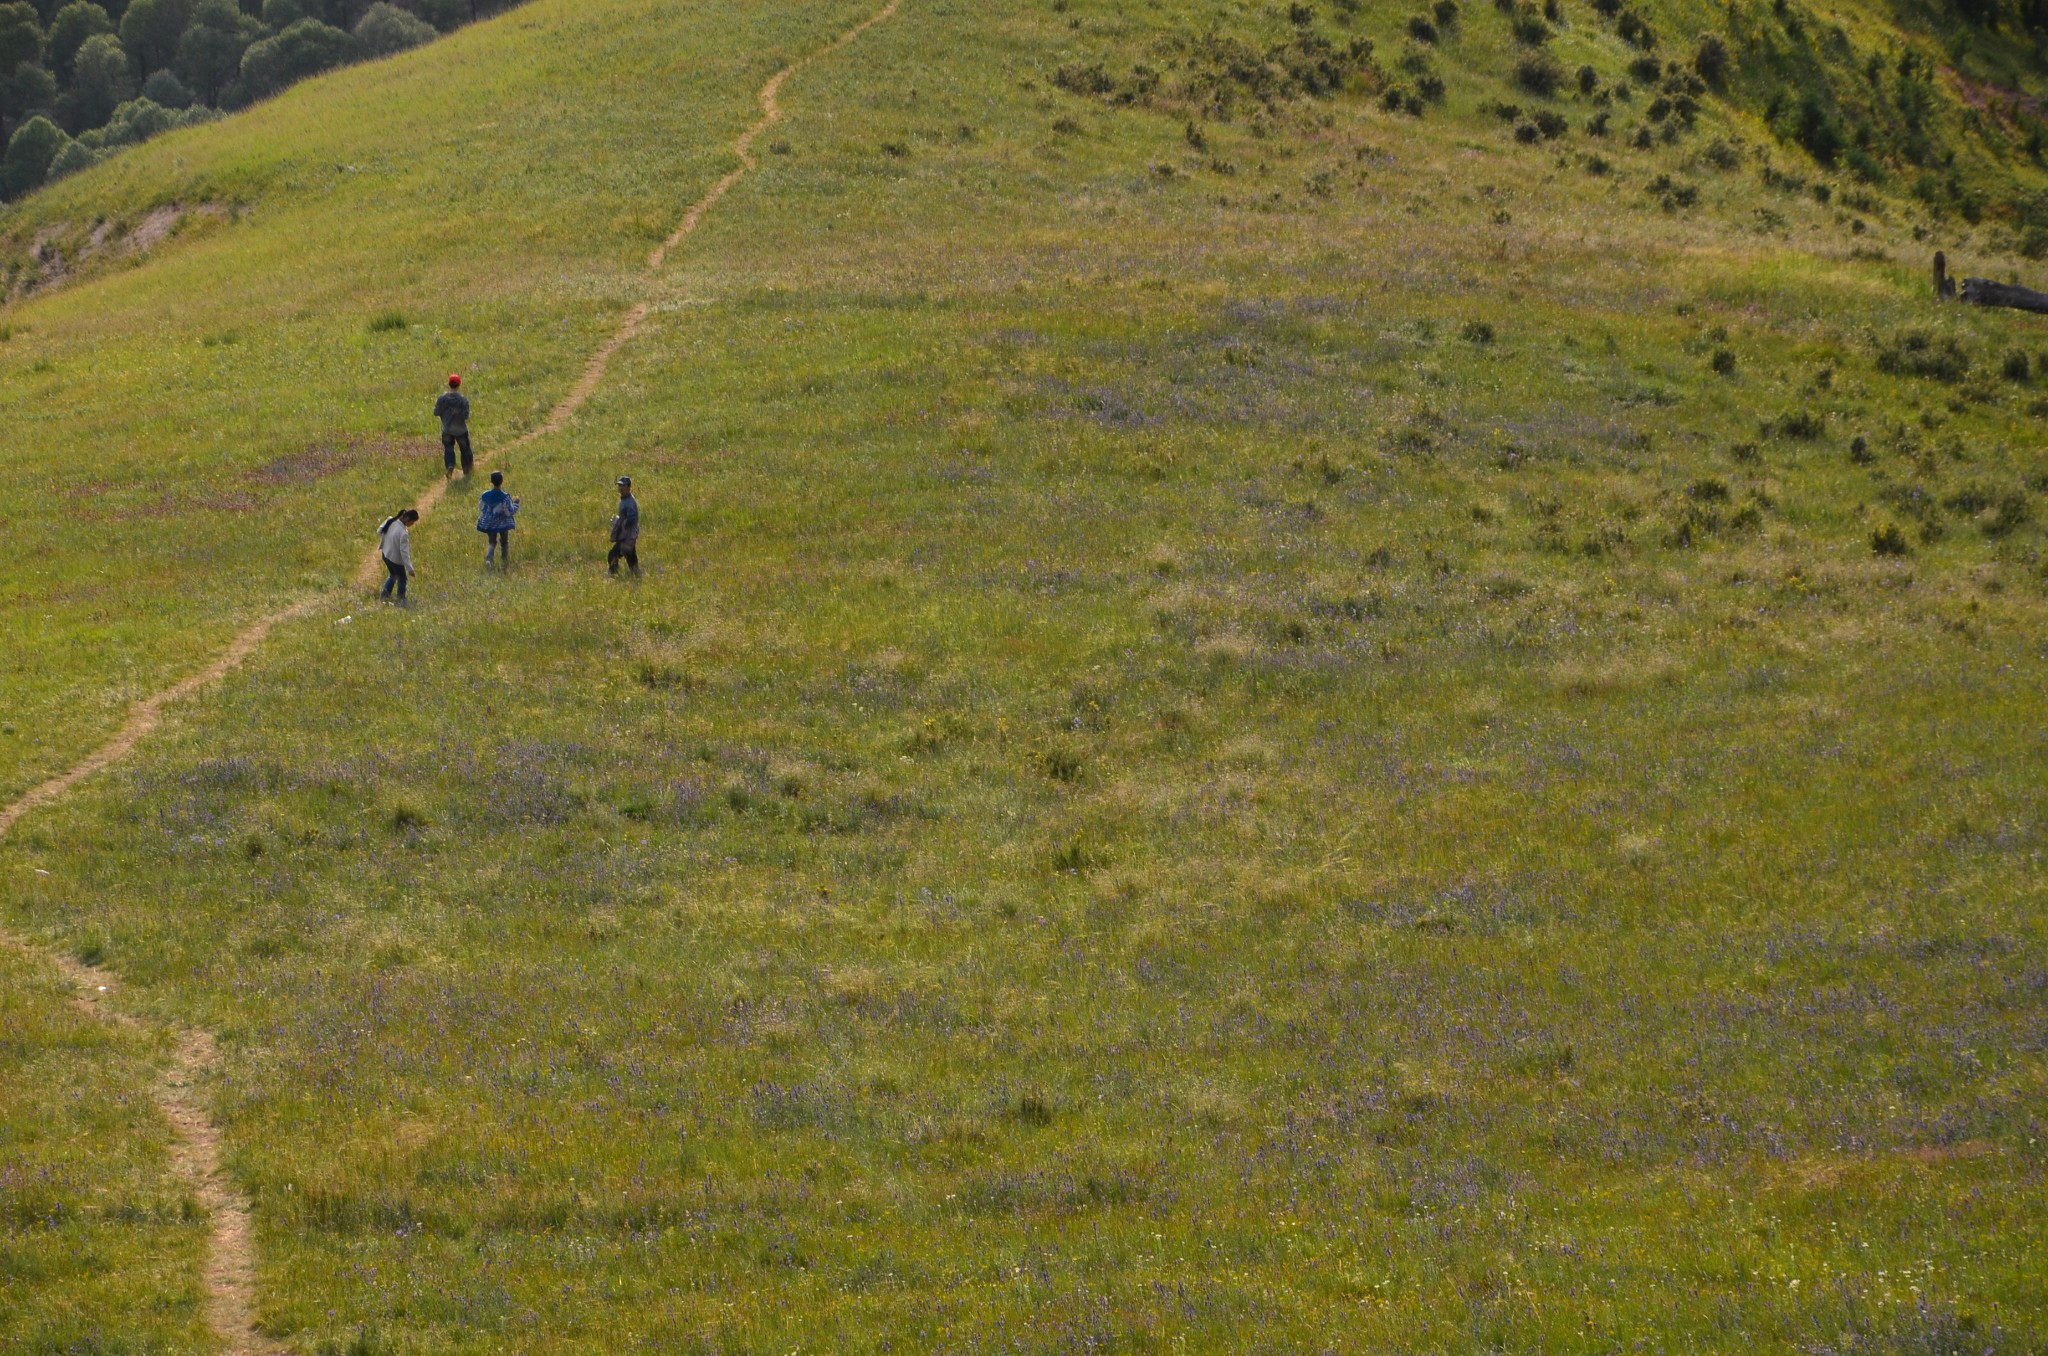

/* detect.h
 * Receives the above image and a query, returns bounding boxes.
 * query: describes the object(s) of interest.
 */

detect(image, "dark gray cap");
[616,476,632,487]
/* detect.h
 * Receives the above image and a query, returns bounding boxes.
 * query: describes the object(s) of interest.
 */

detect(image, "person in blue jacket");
[477,470,518,567]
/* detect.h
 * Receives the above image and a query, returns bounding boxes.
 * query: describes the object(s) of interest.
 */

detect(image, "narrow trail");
[0,4,899,1349]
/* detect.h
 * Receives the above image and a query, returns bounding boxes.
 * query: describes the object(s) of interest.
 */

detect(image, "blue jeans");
[380,560,408,600]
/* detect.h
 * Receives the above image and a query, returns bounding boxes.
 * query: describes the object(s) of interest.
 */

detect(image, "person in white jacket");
[378,509,420,605]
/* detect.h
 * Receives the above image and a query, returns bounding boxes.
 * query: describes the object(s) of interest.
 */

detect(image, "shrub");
[2002,350,2030,382]
[355,2,436,58]
[1590,0,1620,13]
[1510,4,1552,43]
[1692,33,1728,84]
[1790,93,1841,166]
[1616,9,1654,47]
[97,97,179,146]
[42,138,101,181]
[1433,0,1459,23]
[1054,61,1115,96]
[1417,72,1445,100]
[1514,51,1565,96]
[1849,435,1873,462]
[1985,492,2030,536]
[1408,14,1438,41]
[1765,408,1825,439]
[1870,522,1910,555]
[1461,319,1496,343]
[1711,348,1736,375]
[367,310,408,333]
[1586,111,1609,137]
[1577,63,1597,93]
[261,0,303,26]
[1627,54,1661,83]
[1,116,69,197]
[1876,331,1968,383]
[1534,109,1567,137]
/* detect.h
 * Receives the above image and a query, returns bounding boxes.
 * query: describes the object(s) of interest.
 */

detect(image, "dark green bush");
[1514,51,1564,95]
[1876,332,1968,383]
[1510,4,1551,43]
[1870,522,1910,555]
[1408,14,1438,41]
[1692,32,1728,83]
[2001,350,2030,382]
[1577,63,1597,93]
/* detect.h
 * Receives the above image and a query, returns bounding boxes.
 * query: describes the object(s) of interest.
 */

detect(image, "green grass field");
[4,0,2047,1350]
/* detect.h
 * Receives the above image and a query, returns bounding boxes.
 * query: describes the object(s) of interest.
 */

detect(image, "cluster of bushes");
[1053,10,1379,121]
[1,0,525,201]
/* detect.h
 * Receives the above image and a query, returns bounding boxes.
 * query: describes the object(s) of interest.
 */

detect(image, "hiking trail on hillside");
[0,4,900,1349]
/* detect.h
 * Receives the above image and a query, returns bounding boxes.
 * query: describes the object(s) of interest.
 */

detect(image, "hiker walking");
[378,509,420,604]
[435,373,473,476]
[478,470,518,566]
[608,475,640,576]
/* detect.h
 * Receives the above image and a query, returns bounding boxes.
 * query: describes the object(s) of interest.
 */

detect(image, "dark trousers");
[380,559,409,600]
[442,433,473,473]
[608,543,639,575]
[486,530,509,562]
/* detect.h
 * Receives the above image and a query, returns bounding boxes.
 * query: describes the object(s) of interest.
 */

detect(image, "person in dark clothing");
[435,374,473,476]
[608,476,640,576]
[477,471,518,566]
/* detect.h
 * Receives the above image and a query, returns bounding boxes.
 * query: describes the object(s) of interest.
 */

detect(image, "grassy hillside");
[4,0,2047,1350]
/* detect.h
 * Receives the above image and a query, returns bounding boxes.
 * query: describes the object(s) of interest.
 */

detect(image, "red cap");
[448,374,462,387]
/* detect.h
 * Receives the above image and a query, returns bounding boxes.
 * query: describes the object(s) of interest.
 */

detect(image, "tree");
[352,0,427,56]
[406,0,461,30]
[65,29,129,126]
[0,2,41,69]
[238,16,354,96]
[175,0,259,101]
[138,64,186,102]
[1,110,67,195]
[117,0,187,78]
[0,60,55,140]
[258,0,298,25]
[46,1,111,81]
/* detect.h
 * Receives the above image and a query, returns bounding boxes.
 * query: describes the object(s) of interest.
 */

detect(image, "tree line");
[2,0,525,200]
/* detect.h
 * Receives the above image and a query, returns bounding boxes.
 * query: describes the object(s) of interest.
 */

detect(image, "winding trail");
[0,3,899,1350]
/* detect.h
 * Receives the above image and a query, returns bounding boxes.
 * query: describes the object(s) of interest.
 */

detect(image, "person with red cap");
[434,374,473,476]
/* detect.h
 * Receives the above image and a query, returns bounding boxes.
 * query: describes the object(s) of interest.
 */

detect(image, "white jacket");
[380,519,414,572]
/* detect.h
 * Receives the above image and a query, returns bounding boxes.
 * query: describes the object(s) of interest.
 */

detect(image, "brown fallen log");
[1959,276,2048,314]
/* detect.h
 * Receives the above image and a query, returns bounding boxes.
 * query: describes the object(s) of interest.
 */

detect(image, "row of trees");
[2,0,523,200]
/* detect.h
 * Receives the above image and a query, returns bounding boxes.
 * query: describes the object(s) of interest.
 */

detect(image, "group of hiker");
[374,374,642,605]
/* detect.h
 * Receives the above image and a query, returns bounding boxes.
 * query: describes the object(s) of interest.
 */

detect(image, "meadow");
[3,0,2047,1350]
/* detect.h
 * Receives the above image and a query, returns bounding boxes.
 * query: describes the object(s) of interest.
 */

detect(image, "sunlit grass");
[3,0,2047,1349]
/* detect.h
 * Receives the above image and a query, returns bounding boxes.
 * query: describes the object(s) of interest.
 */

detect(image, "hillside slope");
[4,0,2047,1350]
